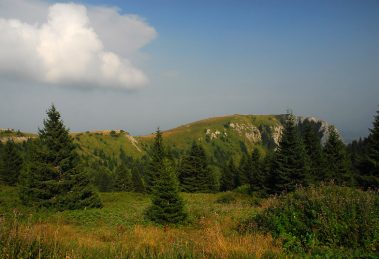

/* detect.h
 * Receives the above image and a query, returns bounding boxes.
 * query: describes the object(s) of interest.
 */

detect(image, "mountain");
[1,114,335,166]
[72,114,334,166]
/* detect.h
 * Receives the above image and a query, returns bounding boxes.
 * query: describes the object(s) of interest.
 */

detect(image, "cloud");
[0,1,157,89]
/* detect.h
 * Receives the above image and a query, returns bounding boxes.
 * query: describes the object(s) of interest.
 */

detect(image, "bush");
[216,193,237,204]
[251,184,379,255]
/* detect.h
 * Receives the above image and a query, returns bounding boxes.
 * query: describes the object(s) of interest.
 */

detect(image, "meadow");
[0,185,281,258]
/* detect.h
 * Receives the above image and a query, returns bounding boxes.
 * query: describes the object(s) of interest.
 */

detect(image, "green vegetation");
[179,142,217,192]
[0,140,23,185]
[324,125,352,184]
[146,159,187,224]
[251,184,379,256]
[351,108,379,189]
[19,105,102,210]
[0,185,280,258]
[1,106,379,257]
[266,113,309,194]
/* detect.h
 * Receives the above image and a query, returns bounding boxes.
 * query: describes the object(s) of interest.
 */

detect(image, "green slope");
[1,114,329,167]
[70,114,287,167]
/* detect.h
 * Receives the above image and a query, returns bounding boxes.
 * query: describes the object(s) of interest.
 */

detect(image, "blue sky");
[0,0,378,140]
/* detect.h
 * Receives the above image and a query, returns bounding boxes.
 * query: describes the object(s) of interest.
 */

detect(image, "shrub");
[251,184,379,255]
[216,193,236,204]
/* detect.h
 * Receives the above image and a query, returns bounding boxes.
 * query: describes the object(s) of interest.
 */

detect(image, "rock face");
[297,116,336,144]
[125,134,142,152]
[205,129,227,140]
[229,122,262,143]
[203,116,335,147]
[271,125,284,146]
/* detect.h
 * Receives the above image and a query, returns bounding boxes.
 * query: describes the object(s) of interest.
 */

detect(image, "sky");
[0,0,378,141]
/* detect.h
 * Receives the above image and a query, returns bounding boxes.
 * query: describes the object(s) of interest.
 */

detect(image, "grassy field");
[0,185,281,258]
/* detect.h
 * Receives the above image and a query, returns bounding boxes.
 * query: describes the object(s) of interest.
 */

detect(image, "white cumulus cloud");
[0,1,157,89]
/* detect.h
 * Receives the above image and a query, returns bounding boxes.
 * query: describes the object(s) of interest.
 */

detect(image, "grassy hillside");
[73,114,286,167]
[1,114,328,168]
[0,185,281,258]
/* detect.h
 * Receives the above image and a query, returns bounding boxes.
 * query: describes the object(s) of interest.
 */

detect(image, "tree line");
[0,105,378,224]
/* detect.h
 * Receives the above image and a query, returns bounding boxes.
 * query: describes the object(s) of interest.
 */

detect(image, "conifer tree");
[146,159,187,224]
[323,125,351,185]
[0,140,23,186]
[248,148,265,193]
[146,128,165,192]
[132,167,146,193]
[114,164,133,191]
[356,108,379,189]
[178,142,215,192]
[268,113,309,194]
[19,105,102,210]
[302,121,325,182]
[238,155,251,186]
[230,159,242,189]
[220,159,235,191]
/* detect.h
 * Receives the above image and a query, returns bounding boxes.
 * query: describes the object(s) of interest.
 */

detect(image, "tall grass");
[0,188,281,258]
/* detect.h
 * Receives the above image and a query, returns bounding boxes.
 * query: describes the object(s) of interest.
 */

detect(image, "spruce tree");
[19,105,102,210]
[131,167,146,193]
[268,113,309,194]
[220,159,235,191]
[302,121,325,183]
[230,159,241,189]
[114,164,133,191]
[238,155,250,186]
[146,159,187,224]
[178,142,215,192]
[323,125,351,185]
[357,108,379,189]
[248,148,265,193]
[146,128,165,192]
[0,140,23,186]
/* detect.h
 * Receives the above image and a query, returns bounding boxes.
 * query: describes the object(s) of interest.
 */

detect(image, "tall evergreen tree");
[248,148,265,193]
[114,164,133,191]
[323,125,351,185]
[146,159,187,224]
[19,105,102,210]
[220,159,235,191]
[178,142,215,192]
[302,121,325,182]
[267,113,309,194]
[358,108,379,189]
[238,155,250,186]
[0,140,23,186]
[131,167,146,193]
[146,128,165,192]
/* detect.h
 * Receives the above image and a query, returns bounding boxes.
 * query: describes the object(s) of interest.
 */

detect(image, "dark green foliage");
[146,159,187,224]
[302,121,325,182]
[114,164,133,192]
[131,167,146,193]
[0,140,23,186]
[248,148,265,193]
[220,159,236,191]
[267,113,309,194]
[355,108,379,189]
[93,170,114,192]
[178,142,216,193]
[19,105,102,210]
[216,193,236,204]
[323,126,351,185]
[252,184,379,255]
[145,128,165,192]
